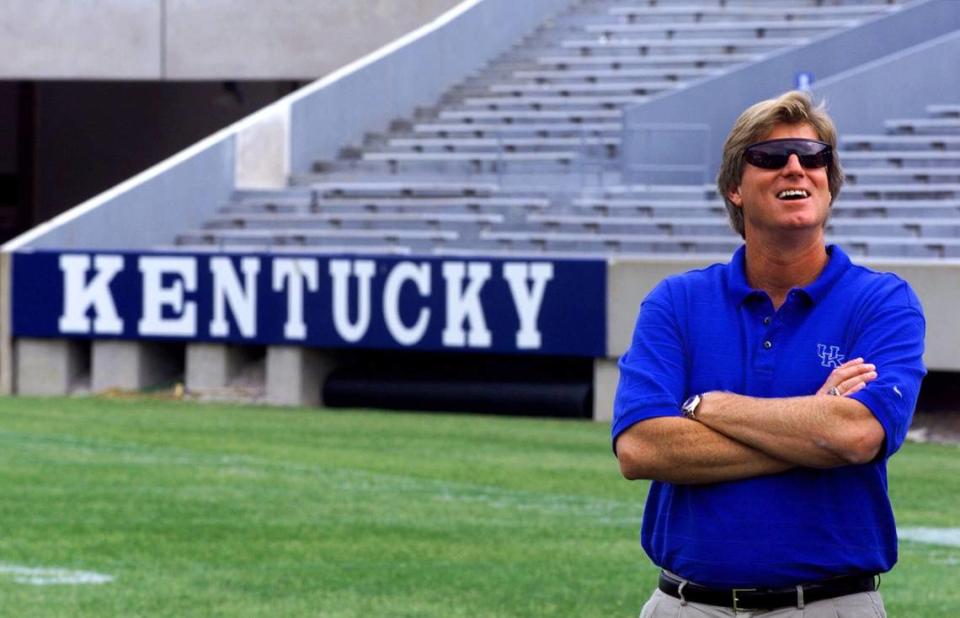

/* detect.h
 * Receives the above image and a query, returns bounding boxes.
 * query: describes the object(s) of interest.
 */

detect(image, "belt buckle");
[731,588,756,612]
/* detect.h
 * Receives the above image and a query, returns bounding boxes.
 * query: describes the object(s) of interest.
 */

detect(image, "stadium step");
[584,20,854,37]
[176,227,462,249]
[841,152,960,163]
[560,37,809,54]
[511,66,712,82]
[293,181,501,197]
[535,53,761,68]
[204,212,505,232]
[484,80,681,95]
[607,4,899,21]
[927,104,960,118]
[182,0,922,259]
[411,121,622,137]
[844,167,960,181]
[885,118,960,134]
[221,196,551,217]
[458,94,654,109]
[843,134,960,148]
[385,136,619,150]
[163,242,415,256]
[437,109,622,122]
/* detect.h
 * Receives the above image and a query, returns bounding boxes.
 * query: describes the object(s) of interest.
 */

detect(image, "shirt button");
[763,316,772,325]
[763,340,773,349]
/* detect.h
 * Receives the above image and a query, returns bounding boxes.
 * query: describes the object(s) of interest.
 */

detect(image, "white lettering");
[137,257,198,336]
[272,258,319,340]
[329,259,375,343]
[441,261,491,348]
[209,257,260,338]
[383,262,431,346]
[503,262,553,349]
[57,254,124,334]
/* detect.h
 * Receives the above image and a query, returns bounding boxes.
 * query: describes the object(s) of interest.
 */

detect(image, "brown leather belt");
[658,571,877,611]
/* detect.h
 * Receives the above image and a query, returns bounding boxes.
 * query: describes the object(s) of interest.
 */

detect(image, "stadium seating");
[175,0,914,259]
[178,98,960,260]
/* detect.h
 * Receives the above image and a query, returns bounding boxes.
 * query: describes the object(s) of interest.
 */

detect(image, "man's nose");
[782,153,805,174]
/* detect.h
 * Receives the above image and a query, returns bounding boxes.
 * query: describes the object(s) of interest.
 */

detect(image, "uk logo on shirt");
[818,343,845,368]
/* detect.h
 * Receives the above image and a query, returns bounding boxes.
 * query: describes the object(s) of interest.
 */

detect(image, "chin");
[782,219,824,232]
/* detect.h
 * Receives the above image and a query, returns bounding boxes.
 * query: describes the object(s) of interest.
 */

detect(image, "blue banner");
[12,251,607,357]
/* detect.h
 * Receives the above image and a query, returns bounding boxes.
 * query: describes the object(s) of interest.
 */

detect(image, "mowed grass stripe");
[0,397,642,617]
[0,396,957,617]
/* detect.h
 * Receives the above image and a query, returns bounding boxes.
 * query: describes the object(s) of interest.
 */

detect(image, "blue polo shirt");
[612,245,926,588]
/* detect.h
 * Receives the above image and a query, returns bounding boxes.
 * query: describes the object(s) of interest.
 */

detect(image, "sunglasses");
[743,138,833,170]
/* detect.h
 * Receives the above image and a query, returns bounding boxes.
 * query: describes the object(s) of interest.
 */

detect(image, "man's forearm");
[695,391,885,467]
[616,416,794,484]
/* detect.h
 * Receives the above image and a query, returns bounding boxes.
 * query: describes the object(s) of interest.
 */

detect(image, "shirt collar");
[802,244,852,303]
[727,244,852,306]
[727,245,756,305]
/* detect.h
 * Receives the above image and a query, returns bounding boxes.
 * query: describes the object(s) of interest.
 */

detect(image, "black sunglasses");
[743,138,833,170]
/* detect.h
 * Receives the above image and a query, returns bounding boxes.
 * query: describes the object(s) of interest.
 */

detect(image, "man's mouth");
[777,189,809,201]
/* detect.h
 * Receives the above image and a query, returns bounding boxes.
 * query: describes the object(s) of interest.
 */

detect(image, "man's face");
[727,123,832,239]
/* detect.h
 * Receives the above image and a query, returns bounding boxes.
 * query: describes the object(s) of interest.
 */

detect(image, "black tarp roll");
[323,371,592,418]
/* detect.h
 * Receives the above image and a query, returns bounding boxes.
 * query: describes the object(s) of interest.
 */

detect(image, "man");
[612,91,926,617]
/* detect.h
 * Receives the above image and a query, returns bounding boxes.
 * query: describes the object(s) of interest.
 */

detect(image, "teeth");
[777,189,809,199]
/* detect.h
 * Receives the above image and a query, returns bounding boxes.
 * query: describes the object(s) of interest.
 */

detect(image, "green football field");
[0,396,957,617]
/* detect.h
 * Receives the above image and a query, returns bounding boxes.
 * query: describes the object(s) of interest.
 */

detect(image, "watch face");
[682,394,701,417]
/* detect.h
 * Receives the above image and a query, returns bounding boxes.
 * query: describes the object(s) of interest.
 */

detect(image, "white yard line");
[898,527,960,548]
[0,564,113,586]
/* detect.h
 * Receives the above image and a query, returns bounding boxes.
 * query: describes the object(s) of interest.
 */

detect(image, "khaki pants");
[640,588,887,618]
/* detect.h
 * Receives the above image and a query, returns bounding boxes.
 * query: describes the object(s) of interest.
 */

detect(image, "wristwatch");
[681,393,703,420]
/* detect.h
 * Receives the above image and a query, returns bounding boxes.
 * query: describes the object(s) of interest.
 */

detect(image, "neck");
[744,233,828,308]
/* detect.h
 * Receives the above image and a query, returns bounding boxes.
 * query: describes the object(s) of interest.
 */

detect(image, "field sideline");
[0,396,957,617]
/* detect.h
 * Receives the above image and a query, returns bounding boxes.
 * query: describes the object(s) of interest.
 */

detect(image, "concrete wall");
[603,257,960,381]
[0,0,161,79]
[6,137,236,251]
[0,0,462,80]
[620,0,960,184]
[811,29,960,135]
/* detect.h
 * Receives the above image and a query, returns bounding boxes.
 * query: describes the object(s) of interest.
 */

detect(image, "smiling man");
[613,91,926,617]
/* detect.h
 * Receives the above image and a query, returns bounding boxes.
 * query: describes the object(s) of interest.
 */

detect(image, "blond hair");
[716,91,844,238]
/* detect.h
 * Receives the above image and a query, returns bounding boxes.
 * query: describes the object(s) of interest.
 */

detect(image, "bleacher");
[173,0,918,260]
[505,99,960,260]
[181,97,960,260]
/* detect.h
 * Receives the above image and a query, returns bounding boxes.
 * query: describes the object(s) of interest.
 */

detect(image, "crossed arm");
[615,359,886,484]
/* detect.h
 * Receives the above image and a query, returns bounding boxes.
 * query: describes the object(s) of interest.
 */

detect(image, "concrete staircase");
[172,0,907,257]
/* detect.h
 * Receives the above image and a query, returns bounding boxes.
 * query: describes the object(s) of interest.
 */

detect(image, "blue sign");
[795,72,814,91]
[12,251,607,357]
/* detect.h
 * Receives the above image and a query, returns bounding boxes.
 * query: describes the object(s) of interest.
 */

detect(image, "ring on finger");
[827,386,841,396]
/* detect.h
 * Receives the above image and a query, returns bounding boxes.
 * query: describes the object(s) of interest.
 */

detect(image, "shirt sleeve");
[611,279,688,453]
[847,279,926,459]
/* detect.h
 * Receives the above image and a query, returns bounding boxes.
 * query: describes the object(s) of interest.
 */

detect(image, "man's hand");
[615,417,794,484]
[696,385,886,468]
[617,359,885,483]
[815,357,877,397]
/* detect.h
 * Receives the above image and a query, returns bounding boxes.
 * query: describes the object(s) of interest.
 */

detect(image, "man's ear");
[727,186,743,207]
